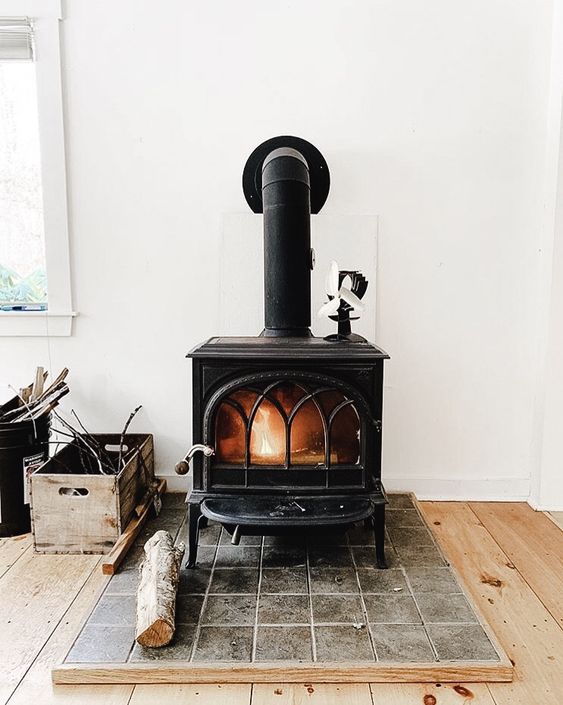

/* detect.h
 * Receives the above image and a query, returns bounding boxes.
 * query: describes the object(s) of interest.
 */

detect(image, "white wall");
[530,0,563,511]
[1,0,558,502]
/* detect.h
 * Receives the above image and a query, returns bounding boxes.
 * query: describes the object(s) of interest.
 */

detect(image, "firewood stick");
[135,530,185,648]
[31,367,45,401]
[39,367,68,400]
[19,371,48,406]
[10,384,69,421]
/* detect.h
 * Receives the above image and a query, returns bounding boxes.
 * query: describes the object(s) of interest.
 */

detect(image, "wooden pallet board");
[52,658,513,685]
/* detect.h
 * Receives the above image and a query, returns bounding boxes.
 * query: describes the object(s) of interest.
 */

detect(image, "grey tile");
[258,594,310,625]
[220,530,262,546]
[178,568,212,594]
[215,546,261,567]
[89,594,136,626]
[264,532,307,547]
[388,527,434,547]
[386,509,425,528]
[135,526,179,550]
[175,594,205,624]
[161,492,186,510]
[315,625,374,661]
[395,544,446,567]
[306,528,348,546]
[209,568,259,594]
[189,546,217,568]
[262,546,306,568]
[119,544,145,571]
[105,569,139,595]
[352,545,399,568]
[255,626,312,661]
[363,594,422,624]
[406,567,461,594]
[146,508,184,532]
[370,624,435,662]
[357,568,409,594]
[308,546,353,568]
[260,567,308,594]
[201,594,257,625]
[346,523,374,546]
[309,568,359,594]
[416,593,477,624]
[387,494,415,509]
[427,624,499,661]
[130,623,197,661]
[199,522,222,546]
[66,625,134,663]
[193,626,254,661]
[312,594,365,624]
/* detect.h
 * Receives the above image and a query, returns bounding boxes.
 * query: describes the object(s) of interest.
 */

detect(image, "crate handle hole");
[104,444,128,453]
[58,487,90,497]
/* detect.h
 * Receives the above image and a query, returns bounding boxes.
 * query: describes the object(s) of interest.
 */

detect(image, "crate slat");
[30,434,154,554]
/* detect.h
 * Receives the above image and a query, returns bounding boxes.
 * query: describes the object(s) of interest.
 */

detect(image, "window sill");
[0,311,76,336]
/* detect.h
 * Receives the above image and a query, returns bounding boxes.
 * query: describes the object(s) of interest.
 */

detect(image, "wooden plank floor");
[1,502,561,705]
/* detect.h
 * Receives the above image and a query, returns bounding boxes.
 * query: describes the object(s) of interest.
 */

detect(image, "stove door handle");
[174,444,215,475]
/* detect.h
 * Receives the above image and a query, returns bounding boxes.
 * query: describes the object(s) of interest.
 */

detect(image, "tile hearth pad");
[65,494,504,668]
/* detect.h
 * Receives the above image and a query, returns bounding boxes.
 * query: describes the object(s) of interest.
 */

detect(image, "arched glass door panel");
[215,402,246,464]
[330,403,361,465]
[290,398,325,465]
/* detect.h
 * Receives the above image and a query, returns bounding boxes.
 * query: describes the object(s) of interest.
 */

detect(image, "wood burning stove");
[177,137,389,569]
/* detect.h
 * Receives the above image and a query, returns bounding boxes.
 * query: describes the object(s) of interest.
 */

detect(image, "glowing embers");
[214,382,361,468]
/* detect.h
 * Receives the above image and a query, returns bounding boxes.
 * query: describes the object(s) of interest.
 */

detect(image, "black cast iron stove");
[177,136,389,568]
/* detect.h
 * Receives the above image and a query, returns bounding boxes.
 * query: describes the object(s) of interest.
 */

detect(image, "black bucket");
[0,413,51,537]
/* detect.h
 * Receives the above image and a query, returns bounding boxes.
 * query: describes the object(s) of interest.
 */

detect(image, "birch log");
[135,530,185,647]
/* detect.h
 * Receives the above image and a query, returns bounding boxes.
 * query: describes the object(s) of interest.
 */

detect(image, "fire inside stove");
[214,382,360,467]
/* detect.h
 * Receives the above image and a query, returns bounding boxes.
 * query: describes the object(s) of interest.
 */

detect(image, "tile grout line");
[188,522,221,662]
[251,534,265,662]
[305,536,317,662]
[411,501,450,564]
[401,565,440,662]
[349,524,378,662]
[388,505,440,662]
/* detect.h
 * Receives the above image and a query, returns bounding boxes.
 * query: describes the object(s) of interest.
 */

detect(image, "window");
[0,40,47,308]
[0,2,73,336]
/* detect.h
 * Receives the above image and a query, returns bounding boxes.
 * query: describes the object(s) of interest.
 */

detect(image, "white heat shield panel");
[219,213,378,341]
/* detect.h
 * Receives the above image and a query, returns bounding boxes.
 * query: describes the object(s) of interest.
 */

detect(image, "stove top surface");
[188,336,389,360]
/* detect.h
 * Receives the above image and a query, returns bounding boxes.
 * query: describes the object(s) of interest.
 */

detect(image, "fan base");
[324,332,367,343]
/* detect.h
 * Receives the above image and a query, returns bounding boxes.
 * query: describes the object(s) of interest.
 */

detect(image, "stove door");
[203,371,375,492]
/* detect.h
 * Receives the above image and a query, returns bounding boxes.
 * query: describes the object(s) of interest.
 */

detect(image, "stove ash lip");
[244,136,331,340]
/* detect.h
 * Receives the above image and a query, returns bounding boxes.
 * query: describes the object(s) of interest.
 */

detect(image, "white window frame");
[0,0,74,336]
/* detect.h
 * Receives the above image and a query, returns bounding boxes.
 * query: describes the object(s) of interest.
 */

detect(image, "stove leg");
[199,516,209,529]
[374,504,387,569]
[186,503,202,569]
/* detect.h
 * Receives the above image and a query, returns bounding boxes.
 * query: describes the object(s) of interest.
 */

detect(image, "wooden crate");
[30,434,154,554]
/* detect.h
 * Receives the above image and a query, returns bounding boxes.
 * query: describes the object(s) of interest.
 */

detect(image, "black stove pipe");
[261,147,312,337]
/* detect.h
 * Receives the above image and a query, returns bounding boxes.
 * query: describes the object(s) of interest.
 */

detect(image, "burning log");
[135,530,185,647]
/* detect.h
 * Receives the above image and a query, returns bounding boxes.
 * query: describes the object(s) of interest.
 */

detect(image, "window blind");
[0,18,33,61]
